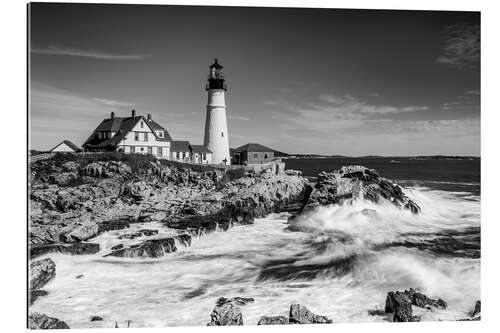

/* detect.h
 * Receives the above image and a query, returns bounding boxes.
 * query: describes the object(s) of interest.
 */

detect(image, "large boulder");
[207,297,254,326]
[29,258,56,290]
[385,291,413,322]
[302,166,420,214]
[289,304,332,324]
[59,220,99,243]
[28,312,70,329]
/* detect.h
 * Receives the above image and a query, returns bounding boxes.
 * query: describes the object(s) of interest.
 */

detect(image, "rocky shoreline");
[28,154,478,328]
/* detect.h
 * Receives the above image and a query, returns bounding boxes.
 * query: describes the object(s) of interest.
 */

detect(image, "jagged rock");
[29,312,70,329]
[302,166,420,214]
[385,291,413,322]
[408,289,447,309]
[29,290,49,305]
[59,221,99,243]
[118,229,158,239]
[30,258,56,290]
[31,243,100,258]
[257,315,289,325]
[207,297,254,326]
[289,304,332,324]
[98,220,131,233]
[80,161,131,178]
[472,300,481,317]
[48,172,78,185]
[104,238,177,258]
[90,315,103,321]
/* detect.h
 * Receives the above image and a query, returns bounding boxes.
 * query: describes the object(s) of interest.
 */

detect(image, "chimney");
[131,109,136,117]
[147,113,152,121]
[111,112,115,119]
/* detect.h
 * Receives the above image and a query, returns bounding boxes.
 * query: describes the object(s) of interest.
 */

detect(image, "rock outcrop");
[31,242,100,259]
[385,289,447,322]
[301,166,420,214]
[104,237,178,258]
[257,316,290,325]
[28,312,70,329]
[289,304,332,324]
[207,297,254,326]
[29,258,56,290]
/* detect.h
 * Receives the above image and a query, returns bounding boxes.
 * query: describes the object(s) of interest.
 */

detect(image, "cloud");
[436,23,480,67]
[93,98,135,107]
[228,115,250,121]
[31,46,151,60]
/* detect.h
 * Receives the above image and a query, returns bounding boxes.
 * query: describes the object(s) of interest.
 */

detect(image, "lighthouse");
[203,58,231,165]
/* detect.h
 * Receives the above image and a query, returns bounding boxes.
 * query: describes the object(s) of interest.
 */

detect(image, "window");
[135,132,139,141]
[130,146,135,154]
[144,132,148,141]
[141,121,144,128]
[98,132,102,139]
[181,152,185,159]
[221,132,224,137]
[202,153,206,161]
[159,131,163,137]
[254,153,258,159]
[148,147,152,154]
[158,147,162,157]
[264,153,269,159]
[140,147,144,152]
[176,152,180,159]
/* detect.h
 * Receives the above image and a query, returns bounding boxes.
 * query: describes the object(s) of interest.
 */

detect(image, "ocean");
[30,158,481,327]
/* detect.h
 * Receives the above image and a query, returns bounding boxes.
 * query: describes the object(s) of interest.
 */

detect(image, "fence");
[29,153,55,163]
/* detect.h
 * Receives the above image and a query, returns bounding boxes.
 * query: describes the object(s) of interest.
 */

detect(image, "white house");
[191,145,213,164]
[83,110,172,159]
[50,140,82,153]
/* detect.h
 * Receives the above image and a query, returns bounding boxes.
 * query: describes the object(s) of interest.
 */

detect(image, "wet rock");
[302,166,420,214]
[118,229,159,239]
[104,238,177,258]
[30,258,56,290]
[59,221,99,243]
[471,300,481,318]
[29,312,70,329]
[90,315,103,322]
[29,290,49,305]
[31,243,100,258]
[289,304,332,324]
[111,244,124,251]
[175,233,192,247]
[410,289,447,309]
[257,315,290,325]
[207,297,253,326]
[385,291,413,322]
[75,274,84,279]
[98,220,131,234]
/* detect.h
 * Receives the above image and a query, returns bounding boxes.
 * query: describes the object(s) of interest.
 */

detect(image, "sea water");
[30,159,480,328]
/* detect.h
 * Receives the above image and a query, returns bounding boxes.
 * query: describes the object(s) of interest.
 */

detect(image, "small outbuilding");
[232,143,275,165]
[170,141,191,162]
[50,140,82,153]
[191,145,213,164]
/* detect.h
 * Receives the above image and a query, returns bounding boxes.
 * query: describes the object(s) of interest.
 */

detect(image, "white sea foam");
[30,187,480,328]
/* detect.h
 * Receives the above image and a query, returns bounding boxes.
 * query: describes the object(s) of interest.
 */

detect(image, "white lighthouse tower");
[203,58,231,165]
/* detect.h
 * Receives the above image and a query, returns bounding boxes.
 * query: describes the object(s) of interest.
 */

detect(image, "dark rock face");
[302,166,420,214]
[118,229,159,239]
[29,312,70,329]
[104,238,177,258]
[90,315,103,322]
[98,220,131,234]
[30,258,56,290]
[31,243,100,258]
[207,297,254,326]
[289,304,332,324]
[30,290,49,305]
[385,289,447,322]
[257,315,290,325]
[472,300,481,317]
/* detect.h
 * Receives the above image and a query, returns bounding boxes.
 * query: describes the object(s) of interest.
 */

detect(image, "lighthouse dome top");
[209,58,223,69]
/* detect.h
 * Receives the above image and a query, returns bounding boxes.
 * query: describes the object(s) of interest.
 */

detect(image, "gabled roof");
[50,140,82,152]
[147,119,173,141]
[83,115,171,149]
[190,145,212,153]
[234,143,275,153]
[170,141,191,152]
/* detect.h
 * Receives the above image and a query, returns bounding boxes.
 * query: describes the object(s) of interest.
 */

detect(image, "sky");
[29,3,480,156]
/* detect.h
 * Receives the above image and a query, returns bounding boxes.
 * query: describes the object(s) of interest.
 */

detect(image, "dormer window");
[159,131,163,138]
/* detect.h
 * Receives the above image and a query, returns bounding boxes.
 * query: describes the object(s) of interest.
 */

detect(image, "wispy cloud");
[93,98,135,107]
[436,23,479,68]
[31,46,151,60]
[229,115,250,121]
